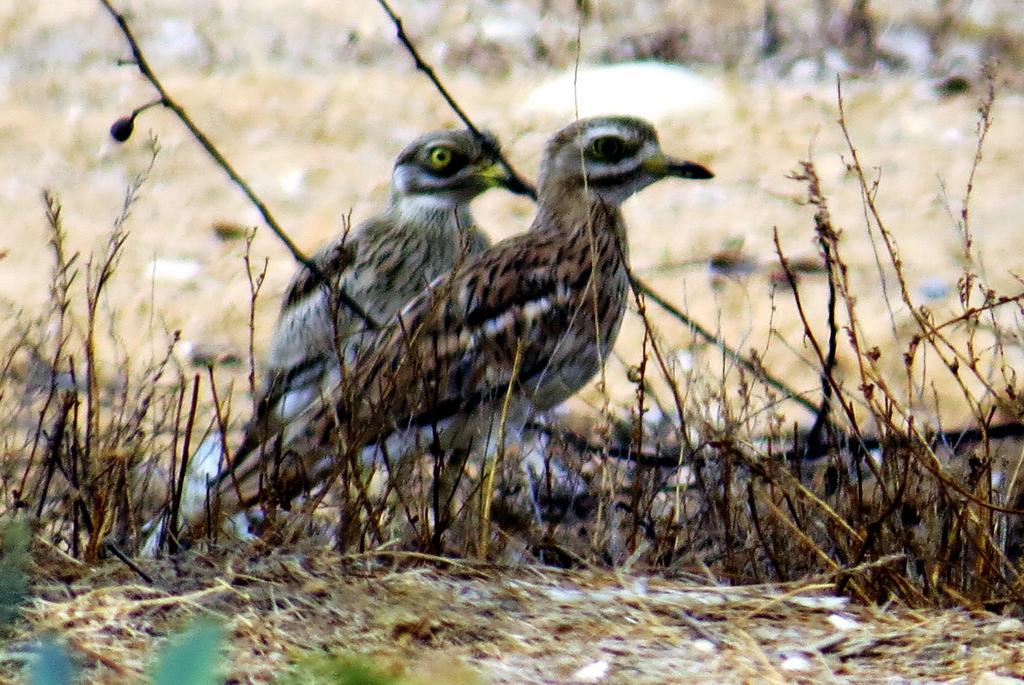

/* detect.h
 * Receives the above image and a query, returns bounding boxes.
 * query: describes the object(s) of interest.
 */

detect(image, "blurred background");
[3,0,1024,442]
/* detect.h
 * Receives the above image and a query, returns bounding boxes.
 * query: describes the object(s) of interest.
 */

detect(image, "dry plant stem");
[809,221,841,453]
[628,324,652,552]
[167,374,200,554]
[81,161,145,561]
[631,274,818,415]
[478,339,524,559]
[103,540,154,584]
[21,193,74,500]
[759,494,870,603]
[161,379,187,553]
[779,159,875,462]
[66,634,137,678]
[836,80,998,413]
[835,78,1024,511]
[771,228,846,425]
[746,481,785,581]
[97,0,377,329]
[205,364,233,543]
[932,290,1024,334]
[34,395,72,520]
[626,275,691,451]
[242,235,268,412]
[958,65,996,265]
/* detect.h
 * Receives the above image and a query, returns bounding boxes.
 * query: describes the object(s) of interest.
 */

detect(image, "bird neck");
[534,184,628,253]
[391,192,473,235]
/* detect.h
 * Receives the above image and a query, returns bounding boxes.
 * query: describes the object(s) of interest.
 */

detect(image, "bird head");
[391,129,530,206]
[538,116,713,206]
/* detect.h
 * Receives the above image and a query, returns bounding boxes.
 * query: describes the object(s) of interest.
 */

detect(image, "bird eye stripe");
[584,168,644,188]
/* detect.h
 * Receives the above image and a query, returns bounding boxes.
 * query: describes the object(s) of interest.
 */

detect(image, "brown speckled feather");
[325,199,628,450]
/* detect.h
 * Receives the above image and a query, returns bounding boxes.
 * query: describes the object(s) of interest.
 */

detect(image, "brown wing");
[318,215,624,451]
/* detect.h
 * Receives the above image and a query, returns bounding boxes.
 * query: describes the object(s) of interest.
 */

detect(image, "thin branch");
[804,230,839,456]
[103,540,154,584]
[374,0,536,199]
[630,274,819,415]
[97,0,378,329]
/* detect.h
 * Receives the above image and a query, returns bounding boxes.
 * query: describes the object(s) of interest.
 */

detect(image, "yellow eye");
[428,146,453,169]
[590,136,626,162]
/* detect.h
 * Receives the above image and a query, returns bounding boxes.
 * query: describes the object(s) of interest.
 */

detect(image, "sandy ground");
[6,1,1024,682]
[7,544,1024,684]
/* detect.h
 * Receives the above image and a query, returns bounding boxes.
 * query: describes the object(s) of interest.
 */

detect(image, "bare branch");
[630,274,818,415]
[97,0,378,329]
[374,0,536,199]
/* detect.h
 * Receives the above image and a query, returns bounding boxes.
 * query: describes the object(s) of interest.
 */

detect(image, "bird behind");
[234,129,528,467]
[149,130,528,550]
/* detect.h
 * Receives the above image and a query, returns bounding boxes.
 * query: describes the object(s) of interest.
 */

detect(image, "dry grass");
[5,543,1024,683]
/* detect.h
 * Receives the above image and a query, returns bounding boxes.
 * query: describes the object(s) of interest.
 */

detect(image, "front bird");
[219,116,713,527]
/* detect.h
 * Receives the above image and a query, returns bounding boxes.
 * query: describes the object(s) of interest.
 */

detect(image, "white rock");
[280,168,308,198]
[976,674,1024,685]
[995,618,1024,633]
[790,595,849,610]
[147,257,201,282]
[150,19,205,64]
[523,62,727,121]
[692,639,716,654]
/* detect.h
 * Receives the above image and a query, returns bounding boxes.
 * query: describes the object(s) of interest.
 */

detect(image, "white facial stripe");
[583,123,637,144]
[393,165,465,197]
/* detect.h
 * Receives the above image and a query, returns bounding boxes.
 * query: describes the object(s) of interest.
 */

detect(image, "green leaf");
[152,619,224,685]
[0,520,30,628]
[275,653,404,685]
[28,639,78,685]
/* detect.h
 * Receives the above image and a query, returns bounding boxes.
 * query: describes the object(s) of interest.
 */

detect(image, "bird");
[222,115,713,521]
[148,129,530,550]
[232,128,530,468]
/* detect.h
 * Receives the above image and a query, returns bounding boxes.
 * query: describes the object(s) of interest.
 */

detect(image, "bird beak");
[478,161,535,196]
[643,153,714,180]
